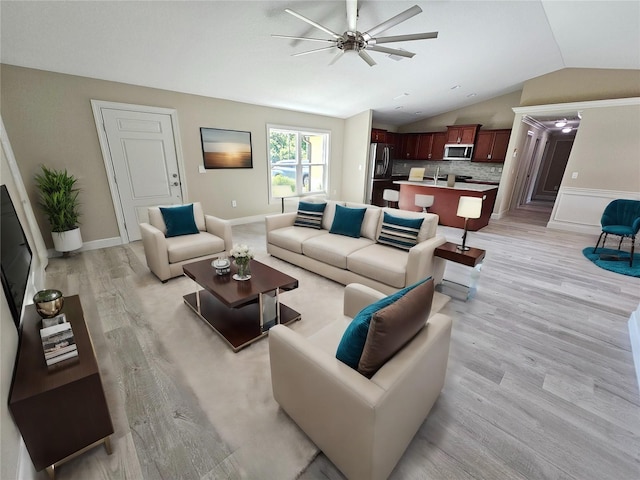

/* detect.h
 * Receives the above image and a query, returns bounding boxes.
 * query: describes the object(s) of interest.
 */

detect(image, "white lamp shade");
[457,196,483,219]
[415,194,434,208]
[383,189,399,202]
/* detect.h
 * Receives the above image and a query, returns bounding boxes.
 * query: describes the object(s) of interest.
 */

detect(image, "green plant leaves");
[34,166,81,232]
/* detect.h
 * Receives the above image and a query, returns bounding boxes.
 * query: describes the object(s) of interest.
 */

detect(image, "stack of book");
[40,314,78,367]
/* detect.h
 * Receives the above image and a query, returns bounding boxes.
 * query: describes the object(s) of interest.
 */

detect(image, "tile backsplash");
[392,160,503,183]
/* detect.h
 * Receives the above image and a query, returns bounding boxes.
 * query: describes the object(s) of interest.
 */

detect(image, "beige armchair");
[139,202,232,282]
[269,283,452,480]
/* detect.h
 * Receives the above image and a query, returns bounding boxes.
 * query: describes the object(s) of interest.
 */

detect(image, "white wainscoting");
[547,187,640,235]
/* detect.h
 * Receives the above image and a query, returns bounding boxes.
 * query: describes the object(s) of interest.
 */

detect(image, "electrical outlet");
[571,172,578,179]
[232,200,237,207]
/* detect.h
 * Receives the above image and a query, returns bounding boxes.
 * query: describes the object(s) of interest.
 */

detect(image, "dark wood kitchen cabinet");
[473,129,511,163]
[371,128,387,143]
[446,124,481,144]
[416,132,447,160]
[9,295,113,477]
[399,133,420,159]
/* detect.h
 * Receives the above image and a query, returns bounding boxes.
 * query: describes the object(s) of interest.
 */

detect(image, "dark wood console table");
[8,295,114,478]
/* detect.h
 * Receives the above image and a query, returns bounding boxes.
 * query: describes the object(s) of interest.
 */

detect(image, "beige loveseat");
[265,200,446,295]
[269,283,452,480]
[139,202,233,282]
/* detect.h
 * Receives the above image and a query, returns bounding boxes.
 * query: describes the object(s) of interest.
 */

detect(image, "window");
[267,125,329,199]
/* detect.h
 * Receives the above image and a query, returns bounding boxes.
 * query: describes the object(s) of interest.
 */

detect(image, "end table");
[434,242,486,300]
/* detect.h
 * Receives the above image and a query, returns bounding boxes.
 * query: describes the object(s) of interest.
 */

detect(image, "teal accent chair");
[593,199,640,267]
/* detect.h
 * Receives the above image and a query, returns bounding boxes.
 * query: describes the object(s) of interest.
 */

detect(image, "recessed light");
[555,119,567,127]
[562,127,572,133]
[394,106,404,110]
[414,111,422,115]
[450,85,461,90]
[466,93,477,98]
[393,93,409,100]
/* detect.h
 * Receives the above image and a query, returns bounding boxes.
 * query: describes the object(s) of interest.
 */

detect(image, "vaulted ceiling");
[1,1,638,126]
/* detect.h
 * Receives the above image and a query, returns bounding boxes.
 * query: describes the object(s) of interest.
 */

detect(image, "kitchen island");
[394,180,498,231]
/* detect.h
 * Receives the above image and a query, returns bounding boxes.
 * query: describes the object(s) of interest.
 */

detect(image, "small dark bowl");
[33,289,64,318]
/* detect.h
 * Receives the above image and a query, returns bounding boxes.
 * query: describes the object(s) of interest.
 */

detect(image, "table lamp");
[415,194,434,212]
[456,196,483,251]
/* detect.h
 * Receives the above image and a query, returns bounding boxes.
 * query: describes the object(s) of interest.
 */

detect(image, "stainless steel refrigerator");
[365,143,394,204]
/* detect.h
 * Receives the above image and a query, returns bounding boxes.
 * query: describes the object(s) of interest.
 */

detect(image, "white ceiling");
[1,1,638,126]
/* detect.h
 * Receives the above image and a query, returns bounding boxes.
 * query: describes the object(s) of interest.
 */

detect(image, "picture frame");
[200,127,253,169]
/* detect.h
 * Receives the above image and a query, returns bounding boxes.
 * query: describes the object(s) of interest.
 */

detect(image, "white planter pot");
[52,227,83,253]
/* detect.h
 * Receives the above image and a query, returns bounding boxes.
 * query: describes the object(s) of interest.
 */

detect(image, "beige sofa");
[266,200,446,295]
[269,283,452,480]
[139,202,233,282]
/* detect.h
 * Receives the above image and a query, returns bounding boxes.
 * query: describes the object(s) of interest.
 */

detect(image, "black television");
[1,184,33,330]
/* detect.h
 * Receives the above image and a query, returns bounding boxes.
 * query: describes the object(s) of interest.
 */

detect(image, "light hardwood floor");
[41,205,639,480]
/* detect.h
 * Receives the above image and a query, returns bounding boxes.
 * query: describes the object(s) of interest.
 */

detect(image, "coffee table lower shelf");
[183,291,301,352]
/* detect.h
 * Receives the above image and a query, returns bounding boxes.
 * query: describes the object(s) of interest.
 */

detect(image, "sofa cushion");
[321,200,343,231]
[303,233,374,269]
[294,201,326,229]
[377,212,424,251]
[335,278,429,370]
[378,208,438,243]
[150,202,206,234]
[330,204,367,238]
[268,226,326,254]
[160,204,200,237]
[357,278,434,378]
[347,243,409,288]
[166,231,225,264]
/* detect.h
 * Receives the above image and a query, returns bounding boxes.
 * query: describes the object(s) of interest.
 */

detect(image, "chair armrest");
[204,215,233,252]
[406,234,447,285]
[265,212,297,233]
[139,222,171,281]
[269,324,385,473]
[343,283,386,318]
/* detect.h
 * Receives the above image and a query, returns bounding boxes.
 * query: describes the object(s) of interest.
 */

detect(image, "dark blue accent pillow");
[329,204,367,238]
[377,212,424,251]
[335,277,431,370]
[294,201,326,229]
[160,204,199,238]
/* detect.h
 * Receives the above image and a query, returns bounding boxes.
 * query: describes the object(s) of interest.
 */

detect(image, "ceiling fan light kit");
[274,1,438,66]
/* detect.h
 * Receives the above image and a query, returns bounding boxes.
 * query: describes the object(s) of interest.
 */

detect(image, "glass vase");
[233,258,251,281]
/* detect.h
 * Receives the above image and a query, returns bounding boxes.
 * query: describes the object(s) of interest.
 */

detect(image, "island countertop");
[394,181,498,231]
[393,180,498,192]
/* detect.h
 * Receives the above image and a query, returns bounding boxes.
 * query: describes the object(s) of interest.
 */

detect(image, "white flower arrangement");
[230,244,254,260]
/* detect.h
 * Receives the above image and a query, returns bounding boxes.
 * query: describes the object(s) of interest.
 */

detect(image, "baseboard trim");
[46,236,123,257]
[229,214,267,226]
[629,306,640,395]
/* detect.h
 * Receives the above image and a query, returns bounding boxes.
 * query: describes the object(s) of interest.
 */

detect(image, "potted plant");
[34,165,83,253]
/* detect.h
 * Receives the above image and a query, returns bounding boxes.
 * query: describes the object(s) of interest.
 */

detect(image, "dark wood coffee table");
[182,258,300,351]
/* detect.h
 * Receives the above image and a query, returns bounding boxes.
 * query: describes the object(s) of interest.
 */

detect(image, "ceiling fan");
[272,1,438,66]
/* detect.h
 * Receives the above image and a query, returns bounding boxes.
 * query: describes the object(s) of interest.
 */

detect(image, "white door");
[99,108,183,242]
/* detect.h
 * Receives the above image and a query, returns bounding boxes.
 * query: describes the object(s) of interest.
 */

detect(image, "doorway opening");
[509,113,581,224]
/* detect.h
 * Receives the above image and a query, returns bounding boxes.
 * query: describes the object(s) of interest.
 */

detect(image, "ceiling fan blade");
[272,34,336,43]
[285,8,342,40]
[358,50,377,67]
[366,45,415,58]
[363,5,422,40]
[292,45,337,57]
[346,0,358,31]
[373,32,438,44]
[328,51,345,66]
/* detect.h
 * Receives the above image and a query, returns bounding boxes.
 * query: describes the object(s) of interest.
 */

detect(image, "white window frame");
[266,124,330,201]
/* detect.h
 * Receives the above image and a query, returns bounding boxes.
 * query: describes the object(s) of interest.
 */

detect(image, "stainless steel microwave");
[444,144,474,160]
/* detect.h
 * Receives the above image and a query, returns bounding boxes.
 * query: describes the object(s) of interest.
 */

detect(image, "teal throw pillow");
[329,204,366,238]
[377,212,424,251]
[294,201,326,229]
[335,277,431,370]
[159,204,199,238]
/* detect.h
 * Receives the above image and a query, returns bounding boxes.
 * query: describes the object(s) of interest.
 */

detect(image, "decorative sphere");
[33,289,64,318]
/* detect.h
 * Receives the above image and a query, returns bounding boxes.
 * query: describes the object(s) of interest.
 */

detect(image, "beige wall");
[521,68,640,107]
[0,65,347,247]
[399,90,523,133]
[341,110,372,203]
[562,104,640,192]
